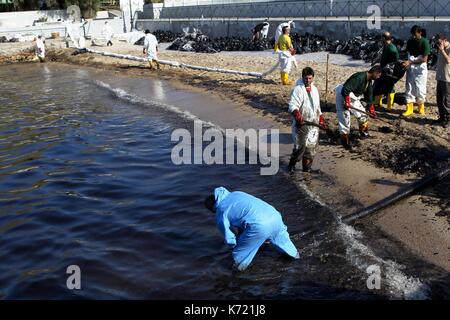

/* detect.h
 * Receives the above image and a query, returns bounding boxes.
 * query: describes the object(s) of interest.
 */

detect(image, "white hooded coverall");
[102,24,113,42]
[260,23,269,39]
[335,84,368,135]
[279,50,294,74]
[288,79,322,159]
[276,21,297,72]
[35,38,45,60]
[405,54,428,104]
[275,21,294,44]
[143,33,158,61]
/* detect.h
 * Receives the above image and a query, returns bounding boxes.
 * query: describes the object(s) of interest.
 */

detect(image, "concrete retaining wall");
[153,0,450,19]
[136,19,450,41]
[136,0,450,40]
[164,0,281,7]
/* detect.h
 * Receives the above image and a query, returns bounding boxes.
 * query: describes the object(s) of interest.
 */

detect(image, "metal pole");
[325,53,330,107]
[129,0,133,31]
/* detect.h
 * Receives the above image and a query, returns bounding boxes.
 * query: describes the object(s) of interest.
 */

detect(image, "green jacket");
[341,71,374,105]
[406,37,431,57]
[380,43,399,68]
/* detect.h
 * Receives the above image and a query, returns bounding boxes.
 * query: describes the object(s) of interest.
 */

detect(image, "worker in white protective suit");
[102,21,114,47]
[77,36,86,49]
[402,25,431,116]
[274,20,295,52]
[335,65,382,149]
[251,22,269,42]
[277,25,296,85]
[260,23,269,40]
[288,67,327,173]
[143,29,160,70]
[34,35,45,62]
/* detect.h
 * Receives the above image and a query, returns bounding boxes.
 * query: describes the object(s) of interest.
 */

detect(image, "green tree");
[13,0,39,10]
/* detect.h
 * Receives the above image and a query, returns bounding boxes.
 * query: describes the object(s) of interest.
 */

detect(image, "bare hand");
[402,60,411,68]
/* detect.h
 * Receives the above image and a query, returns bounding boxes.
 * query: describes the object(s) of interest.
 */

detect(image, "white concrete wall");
[0,18,124,40]
[0,10,69,28]
[84,18,125,37]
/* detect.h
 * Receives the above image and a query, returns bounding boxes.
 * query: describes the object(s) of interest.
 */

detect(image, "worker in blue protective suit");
[204,187,300,271]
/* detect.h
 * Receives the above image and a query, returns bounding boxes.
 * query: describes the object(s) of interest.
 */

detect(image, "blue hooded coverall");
[214,187,300,271]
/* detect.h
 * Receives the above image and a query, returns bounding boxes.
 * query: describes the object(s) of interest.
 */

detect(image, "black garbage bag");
[134,36,145,46]
[373,62,407,96]
[154,30,182,43]
[393,92,408,106]
[166,29,271,53]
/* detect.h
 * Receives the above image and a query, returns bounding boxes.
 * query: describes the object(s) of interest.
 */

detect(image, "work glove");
[293,109,304,127]
[344,95,351,110]
[319,114,327,130]
[368,104,377,119]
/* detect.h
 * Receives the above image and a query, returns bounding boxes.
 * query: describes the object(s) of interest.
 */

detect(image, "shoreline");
[1,43,449,273]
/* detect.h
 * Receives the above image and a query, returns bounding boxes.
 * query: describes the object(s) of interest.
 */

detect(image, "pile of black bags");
[153,30,182,43]
[150,28,439,69]
[292,32,329,53]
[0,36,19,43]
[167,28,271,53]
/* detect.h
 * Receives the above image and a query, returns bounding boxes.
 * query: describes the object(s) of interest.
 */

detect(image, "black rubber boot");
[302,157,313,172]
[341,134,351,150]
[288,149,301,173]
[359,130,369,139]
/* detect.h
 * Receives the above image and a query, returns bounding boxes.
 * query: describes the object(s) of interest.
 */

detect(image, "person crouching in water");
[335,65,382,149]
[288,67,327,173]
[34,35,46,63]
[402,25,431,116]
[277,25,296,85]
[205,187,300,271]
[143,29,160,70]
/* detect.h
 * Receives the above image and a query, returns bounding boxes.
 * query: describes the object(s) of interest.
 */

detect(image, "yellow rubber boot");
[285,73,293,85]
[374,95,383,107]
[418,103,425,115]
[280,72,285,84]
[282,72,293,85]
[286,73,294,85]
[402,103,414,117]
[386,93,395,109]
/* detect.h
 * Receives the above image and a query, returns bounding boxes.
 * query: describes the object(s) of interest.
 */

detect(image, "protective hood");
[214,186,230,209]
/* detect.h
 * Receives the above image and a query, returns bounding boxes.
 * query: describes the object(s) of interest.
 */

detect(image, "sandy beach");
[2,40,449,273]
